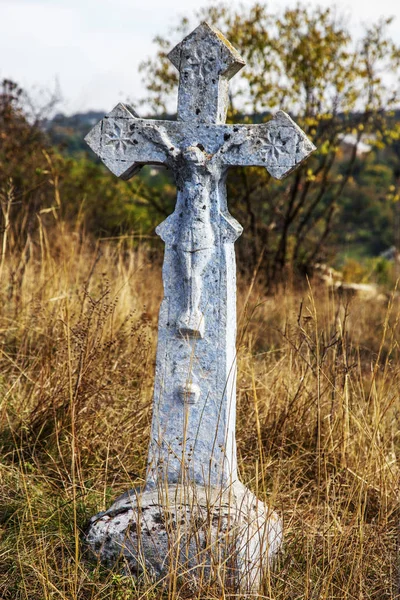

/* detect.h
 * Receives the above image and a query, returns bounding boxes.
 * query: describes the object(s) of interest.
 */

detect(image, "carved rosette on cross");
[84,22,316,593]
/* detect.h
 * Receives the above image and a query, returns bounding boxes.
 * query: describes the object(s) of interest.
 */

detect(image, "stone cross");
[85,22,315,590]
[86,21,315,490]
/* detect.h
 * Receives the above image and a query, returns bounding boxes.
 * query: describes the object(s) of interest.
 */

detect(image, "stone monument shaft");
[85,22,315,489]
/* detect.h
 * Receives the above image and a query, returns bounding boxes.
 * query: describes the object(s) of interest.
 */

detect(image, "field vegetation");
[0,215,399,599]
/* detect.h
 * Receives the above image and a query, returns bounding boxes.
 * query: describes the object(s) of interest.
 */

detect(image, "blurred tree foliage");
[0,79,48,244]
[2,3,400,286]
[0,79,170,246]
[140,3,400,284]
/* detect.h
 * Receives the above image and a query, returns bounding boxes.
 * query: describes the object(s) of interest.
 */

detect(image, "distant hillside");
[44,109,400,156]
[44,108,400,159]
[43,111,107,154]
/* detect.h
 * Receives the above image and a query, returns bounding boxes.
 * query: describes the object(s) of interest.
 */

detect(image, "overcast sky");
[1,0,400,115]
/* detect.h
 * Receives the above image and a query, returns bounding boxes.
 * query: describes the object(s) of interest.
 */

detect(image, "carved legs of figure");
[177,246,213,338]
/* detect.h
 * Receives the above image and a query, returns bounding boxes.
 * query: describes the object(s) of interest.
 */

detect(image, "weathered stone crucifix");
[85,22,315,592]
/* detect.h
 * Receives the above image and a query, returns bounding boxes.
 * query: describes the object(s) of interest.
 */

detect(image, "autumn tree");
[0,80,49,244]
[139,3,400,285]
[0,80,166,249]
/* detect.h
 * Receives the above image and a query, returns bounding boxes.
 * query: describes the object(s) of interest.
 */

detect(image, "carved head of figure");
[182,145,209,165]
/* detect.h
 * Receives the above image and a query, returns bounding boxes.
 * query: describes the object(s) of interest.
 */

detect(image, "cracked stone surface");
[84,20,315,591]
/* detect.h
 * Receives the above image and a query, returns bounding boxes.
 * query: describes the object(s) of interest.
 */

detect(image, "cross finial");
[168,21,245,124]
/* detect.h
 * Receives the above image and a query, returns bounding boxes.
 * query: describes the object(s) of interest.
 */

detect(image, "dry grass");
[0,220,399,599]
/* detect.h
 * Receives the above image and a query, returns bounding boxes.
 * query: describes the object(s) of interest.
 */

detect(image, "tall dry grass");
[0,215,399,599]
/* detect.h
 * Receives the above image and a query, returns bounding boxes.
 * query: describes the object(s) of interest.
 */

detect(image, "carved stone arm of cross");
[86,104,315,182]
[85,103,177,180]
[213,111,316,179]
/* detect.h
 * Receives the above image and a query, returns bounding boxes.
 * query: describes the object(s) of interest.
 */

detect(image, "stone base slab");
[85,482,282,594]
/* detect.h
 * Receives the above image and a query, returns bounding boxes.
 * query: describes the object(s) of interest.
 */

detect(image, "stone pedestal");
[86,483,282,594]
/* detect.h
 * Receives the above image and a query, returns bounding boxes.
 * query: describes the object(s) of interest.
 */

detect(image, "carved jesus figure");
[143,123,249,338]
[157,146,217,337]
